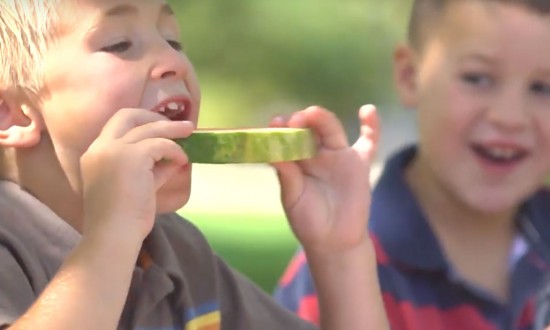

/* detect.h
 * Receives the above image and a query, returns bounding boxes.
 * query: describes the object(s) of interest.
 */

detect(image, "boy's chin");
[156,192,191,214]
[459,187,528,215]
[155,181,192,214]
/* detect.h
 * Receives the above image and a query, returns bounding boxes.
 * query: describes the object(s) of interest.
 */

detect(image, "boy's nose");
[150,43,189,81]
[487,90,529,131]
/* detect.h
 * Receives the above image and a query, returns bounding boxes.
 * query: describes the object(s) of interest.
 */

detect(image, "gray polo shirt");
[0,181,317,329]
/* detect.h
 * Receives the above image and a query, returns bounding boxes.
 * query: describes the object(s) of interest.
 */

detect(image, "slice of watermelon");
[174,128,317,164]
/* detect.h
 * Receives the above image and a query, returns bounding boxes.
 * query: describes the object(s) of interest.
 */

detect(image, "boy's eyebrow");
[458,53,495,64]
[103,3,174,17]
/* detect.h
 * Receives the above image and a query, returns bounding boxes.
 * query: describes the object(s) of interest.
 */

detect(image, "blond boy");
[0,1,388,329]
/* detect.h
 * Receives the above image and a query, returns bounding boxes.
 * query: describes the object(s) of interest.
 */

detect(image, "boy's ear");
[0,96,43,148]
[393,43,418,109]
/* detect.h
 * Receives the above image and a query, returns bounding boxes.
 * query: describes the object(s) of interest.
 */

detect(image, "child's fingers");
[152,162,185,190]
[82,137,188,192]
[352,104,380,162]
[100,108,184,140]
[121,120,193,144]
[268,114,289,128]
[137,138,189,168]
[100,108,159,139]
[359,104,380,149]
[289,106,348,150]
[359,104,380,144]
[151,138,189,165]
[139,138,189,189]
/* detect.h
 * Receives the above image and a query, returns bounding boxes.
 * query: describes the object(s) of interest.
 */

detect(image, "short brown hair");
[408,0,550,49]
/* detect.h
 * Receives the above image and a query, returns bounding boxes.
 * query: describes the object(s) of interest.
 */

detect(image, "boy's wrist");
[304,236,375,269]
[81,217,145,259]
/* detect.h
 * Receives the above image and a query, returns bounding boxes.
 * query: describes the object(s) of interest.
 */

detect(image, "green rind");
[174,128,317,164]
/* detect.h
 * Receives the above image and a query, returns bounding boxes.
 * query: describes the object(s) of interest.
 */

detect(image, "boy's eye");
[461,73,492,87]
[101,41,132,53]
[531,81,550,96]
[167,40,183,51]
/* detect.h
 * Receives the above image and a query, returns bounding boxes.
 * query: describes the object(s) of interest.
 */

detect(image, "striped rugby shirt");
[274,145,550,330]
[0,180,317,330]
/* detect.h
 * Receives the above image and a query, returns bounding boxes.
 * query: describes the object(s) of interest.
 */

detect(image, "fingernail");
[273,115,284,123]
[360,104,375,117]
[293,113,307,127]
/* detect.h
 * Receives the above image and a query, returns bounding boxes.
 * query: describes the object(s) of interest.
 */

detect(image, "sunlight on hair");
[0,0,61,95]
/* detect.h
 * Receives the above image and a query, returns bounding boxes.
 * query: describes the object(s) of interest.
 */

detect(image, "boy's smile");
[151,96,190,121]
[396,1,550,214]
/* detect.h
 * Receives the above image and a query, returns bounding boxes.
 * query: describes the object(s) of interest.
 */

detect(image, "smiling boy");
[0,1,388,329]
[275,0,550,329]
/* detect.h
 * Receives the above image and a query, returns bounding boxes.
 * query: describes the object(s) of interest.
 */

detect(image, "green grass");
[179,210,300,293]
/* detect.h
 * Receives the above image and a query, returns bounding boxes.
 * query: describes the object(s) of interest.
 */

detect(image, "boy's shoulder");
[521,186,550,254]
[0,180,79,273]
[526,185,550,208]
[0,180,79,326]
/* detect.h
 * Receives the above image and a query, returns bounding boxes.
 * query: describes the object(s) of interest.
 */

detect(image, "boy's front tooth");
[494,148,506,157]
[489,147,517,159]
[167,102,179,110]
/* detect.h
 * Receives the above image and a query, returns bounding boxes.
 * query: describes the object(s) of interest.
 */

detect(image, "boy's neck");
[5,135,84,233]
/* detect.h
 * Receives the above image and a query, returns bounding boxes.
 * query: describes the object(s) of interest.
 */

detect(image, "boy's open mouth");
[152,97,190,121]
[471,143,528,165]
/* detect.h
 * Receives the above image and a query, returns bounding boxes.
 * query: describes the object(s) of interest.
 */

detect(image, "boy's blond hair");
[0,0,61,96]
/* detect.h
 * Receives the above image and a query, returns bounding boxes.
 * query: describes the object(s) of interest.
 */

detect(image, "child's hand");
[271,105,379,255]
[79,109,193,241]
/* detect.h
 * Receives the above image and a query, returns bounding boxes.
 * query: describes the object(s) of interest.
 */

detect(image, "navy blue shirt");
[274,145,550,330]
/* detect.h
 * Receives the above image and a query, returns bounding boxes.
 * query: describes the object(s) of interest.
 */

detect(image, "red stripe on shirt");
[297,295,320,325]
[370,234,390,265]
[516,298,534,329]
[279,251,307,286]
[382,293,496,330]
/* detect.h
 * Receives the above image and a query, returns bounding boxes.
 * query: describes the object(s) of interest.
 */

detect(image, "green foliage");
[169,0,412,127]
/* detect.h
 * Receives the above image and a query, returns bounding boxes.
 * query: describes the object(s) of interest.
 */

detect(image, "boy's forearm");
[8,227,141,330]
[306,239,389,330]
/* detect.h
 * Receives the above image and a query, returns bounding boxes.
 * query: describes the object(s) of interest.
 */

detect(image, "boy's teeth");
[167,102,179,111]
[156,102,185,115]
[486,147,519,160]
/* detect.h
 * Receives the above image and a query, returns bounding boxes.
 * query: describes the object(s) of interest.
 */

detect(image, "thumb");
[153,162,186,190]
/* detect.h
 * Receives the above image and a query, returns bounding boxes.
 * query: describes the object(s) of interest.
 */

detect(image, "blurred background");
[171,0,418,292]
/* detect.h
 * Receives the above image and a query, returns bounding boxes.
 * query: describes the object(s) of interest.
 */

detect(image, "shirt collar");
[518,189,550,263]
[369,145,448,271]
